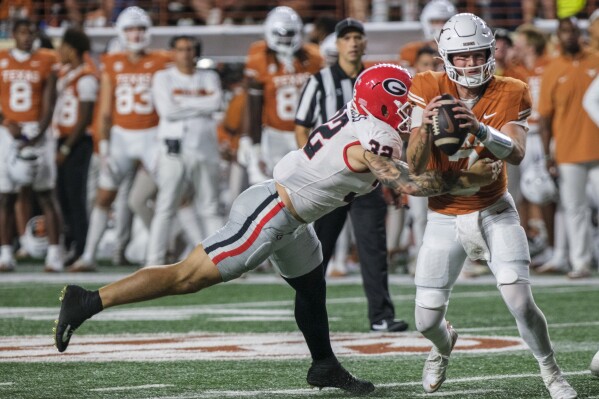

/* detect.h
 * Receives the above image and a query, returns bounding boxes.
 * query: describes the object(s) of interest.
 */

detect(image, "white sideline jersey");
[152,66,222,159]
[274,102,402,223]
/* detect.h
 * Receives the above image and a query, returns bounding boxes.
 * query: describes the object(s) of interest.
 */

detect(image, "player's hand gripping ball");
[431,93,469,156]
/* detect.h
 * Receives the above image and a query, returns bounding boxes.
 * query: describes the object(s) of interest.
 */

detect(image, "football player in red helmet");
[54,64,500,394]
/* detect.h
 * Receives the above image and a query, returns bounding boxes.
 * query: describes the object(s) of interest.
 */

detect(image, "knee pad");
[415,287,450,310]
[495,261,530,286]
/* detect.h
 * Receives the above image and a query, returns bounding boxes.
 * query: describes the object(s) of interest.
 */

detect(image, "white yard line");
[91,384,173,392]
[0,382,14,386]
[140,370,591,398]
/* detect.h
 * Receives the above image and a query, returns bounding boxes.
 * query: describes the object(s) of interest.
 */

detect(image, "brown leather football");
[431,93,469,156]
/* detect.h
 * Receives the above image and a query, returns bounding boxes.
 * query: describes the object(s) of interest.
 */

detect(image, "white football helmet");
[420,0,457,40]
[319,33,338,66]
[264,6,303,56]
[520,162,558,205]
[437,13,496,87]
[8,146,38,186]
[23,216,48,259]
[115,6,152,52]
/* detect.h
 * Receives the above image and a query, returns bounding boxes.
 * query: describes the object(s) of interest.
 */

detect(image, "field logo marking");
[0,332,526,362]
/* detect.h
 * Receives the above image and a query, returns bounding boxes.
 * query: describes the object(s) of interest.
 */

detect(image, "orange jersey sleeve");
[0,49,57,123]
[102,51,172,130]
[409,72,532,215]
[244,45,323,132]
[538,50,599,164]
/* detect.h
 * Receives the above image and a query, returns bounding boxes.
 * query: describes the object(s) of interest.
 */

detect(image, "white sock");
[46,245,62,260]
[1,245,14,263]
[82,207,109,263]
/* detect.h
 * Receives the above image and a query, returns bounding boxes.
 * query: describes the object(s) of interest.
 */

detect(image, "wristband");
[479,123,514,159]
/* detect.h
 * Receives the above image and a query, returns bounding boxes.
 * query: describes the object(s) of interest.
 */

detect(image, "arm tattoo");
[363,150,464,197]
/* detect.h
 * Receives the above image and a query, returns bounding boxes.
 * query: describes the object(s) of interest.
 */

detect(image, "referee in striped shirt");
[294,19,408,333]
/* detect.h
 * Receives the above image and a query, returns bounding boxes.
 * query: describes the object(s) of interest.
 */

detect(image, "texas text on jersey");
[100,50,171,130]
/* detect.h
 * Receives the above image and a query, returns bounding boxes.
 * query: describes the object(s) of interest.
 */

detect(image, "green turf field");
[0,267,598,398]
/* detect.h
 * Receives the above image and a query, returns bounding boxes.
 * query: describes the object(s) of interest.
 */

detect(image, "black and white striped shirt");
[294,63,364,128]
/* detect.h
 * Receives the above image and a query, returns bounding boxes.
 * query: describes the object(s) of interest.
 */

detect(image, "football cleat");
[54,285,102,352]
[422,322,458,393]
[590,350,599,377]
[542,370,578,399]
[370,318,409,333]
[67,258,97,273]
[307,357,375,395]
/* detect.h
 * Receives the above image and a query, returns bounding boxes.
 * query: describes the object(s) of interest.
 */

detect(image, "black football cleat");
[53,285,102,352]
[307,357,375,395]
[370,318,409,333]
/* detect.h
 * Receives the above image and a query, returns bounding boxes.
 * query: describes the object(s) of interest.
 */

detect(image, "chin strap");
[475,123,514,159]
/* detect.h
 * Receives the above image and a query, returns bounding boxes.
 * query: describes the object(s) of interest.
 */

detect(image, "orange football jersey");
[101,51,171,130]
[514,56,550,126]
[244,44,323,132]
[53,64,98,138]
[408,71,532,215]
[538,49,599,164]
[0,48,57,123]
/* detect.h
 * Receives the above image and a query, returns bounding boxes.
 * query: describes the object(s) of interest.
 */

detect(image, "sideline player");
[406,13,577,398]
[0,19,62,272]
[147,35,223,265]
[69,6,171,271]
[239,6,322,184]
[54,64,501,394]
[52,28,97,267]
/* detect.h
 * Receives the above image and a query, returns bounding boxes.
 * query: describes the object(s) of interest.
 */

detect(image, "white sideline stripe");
[91,384,173,392]
[415,389,500,397]
[0,382,14,386]
[141,371,591,398]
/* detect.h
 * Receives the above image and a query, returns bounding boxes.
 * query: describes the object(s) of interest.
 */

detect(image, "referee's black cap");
[335,18,365,38]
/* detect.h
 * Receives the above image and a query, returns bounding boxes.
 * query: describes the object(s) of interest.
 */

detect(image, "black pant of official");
[57,135,93,259]
[314,185,395,325]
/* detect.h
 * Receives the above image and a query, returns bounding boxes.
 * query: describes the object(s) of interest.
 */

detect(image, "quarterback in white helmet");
[406,12,577,399]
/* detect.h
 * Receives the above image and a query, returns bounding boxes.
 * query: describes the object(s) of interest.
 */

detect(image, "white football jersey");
[274,102,402,223]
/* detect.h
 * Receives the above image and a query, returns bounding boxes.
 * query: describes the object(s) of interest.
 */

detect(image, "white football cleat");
[422,322,458,393]
[543,370,577,399]
[590,350,599,377]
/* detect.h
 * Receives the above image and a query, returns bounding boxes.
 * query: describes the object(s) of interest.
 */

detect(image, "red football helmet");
[353,63,413,134]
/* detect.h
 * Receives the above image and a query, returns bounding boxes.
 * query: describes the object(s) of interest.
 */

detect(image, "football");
[431,93,469,156]
[591,350,599,377]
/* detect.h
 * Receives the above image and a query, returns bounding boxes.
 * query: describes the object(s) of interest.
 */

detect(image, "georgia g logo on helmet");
[382,78,408,97]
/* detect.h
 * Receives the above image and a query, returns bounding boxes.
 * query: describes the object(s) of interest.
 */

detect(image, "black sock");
[283,265,335,362]
[87,290,104,316]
